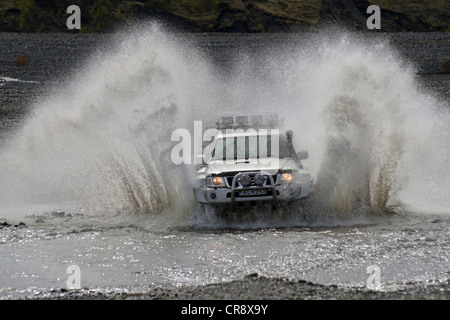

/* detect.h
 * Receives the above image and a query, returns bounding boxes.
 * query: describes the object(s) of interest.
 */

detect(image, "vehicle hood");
[205,158,297,175]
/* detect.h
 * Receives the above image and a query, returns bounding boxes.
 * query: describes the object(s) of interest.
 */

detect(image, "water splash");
[275,34,450,219]
[0,25,449,225]
[0,23,207,217]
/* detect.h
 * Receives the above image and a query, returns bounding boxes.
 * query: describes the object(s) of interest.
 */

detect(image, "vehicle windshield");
[211,133,293,160]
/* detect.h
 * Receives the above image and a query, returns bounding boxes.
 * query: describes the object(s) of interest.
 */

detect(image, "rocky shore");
[27,275,450,300]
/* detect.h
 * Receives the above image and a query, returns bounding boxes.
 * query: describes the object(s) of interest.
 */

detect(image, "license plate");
[239,189,267,196]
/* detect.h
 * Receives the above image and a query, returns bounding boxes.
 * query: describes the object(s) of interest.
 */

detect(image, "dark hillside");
[0,0,449,33]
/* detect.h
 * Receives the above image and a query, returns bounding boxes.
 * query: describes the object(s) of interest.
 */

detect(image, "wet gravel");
[26,275,450,300]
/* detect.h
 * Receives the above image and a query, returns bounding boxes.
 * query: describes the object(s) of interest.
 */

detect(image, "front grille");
[225,173,279,188]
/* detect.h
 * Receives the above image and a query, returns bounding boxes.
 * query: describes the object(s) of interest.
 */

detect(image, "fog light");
[209,192,217,200]
[239,174,251,186]
[254,174,266,185]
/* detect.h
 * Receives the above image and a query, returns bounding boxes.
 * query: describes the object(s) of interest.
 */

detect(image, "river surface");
[0,28,449,299]
[1,210,449,298]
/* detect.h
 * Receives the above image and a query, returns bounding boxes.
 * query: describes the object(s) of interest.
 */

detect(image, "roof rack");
[215,113,283,130]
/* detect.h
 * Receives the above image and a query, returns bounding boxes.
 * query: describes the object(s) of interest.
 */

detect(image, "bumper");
[194,171,312,208]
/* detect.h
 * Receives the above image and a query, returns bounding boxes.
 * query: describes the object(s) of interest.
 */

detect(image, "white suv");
[193,115,313,209]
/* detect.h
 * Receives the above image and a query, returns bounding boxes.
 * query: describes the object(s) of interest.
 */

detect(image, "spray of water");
[0,24,448,226]
[278,34,450,218]
[0,23,209,218]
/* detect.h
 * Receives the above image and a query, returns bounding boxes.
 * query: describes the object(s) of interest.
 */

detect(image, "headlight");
[281,173,294,183]
[207,176,225,187]
[238,174,251,186]
[254,173,266,185]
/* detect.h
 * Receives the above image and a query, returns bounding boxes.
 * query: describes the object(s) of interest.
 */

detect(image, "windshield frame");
[211,133,293,161]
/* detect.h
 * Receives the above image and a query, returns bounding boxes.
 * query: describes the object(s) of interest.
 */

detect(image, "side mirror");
[296,150,309,160]
[286,130,293,143]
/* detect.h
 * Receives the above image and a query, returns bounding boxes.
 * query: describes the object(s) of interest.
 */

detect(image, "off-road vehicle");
[193,115,312,209]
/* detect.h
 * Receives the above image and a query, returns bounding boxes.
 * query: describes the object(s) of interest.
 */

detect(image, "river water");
[0,25,449,299]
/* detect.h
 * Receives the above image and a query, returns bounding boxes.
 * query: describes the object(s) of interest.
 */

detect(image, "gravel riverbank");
[26,275,450,300]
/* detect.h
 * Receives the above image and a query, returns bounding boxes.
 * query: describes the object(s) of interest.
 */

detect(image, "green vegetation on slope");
[0,0,448,32]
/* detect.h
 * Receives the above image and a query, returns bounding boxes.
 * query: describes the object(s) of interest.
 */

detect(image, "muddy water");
[0,28,449,299]
[0,210,449,298]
